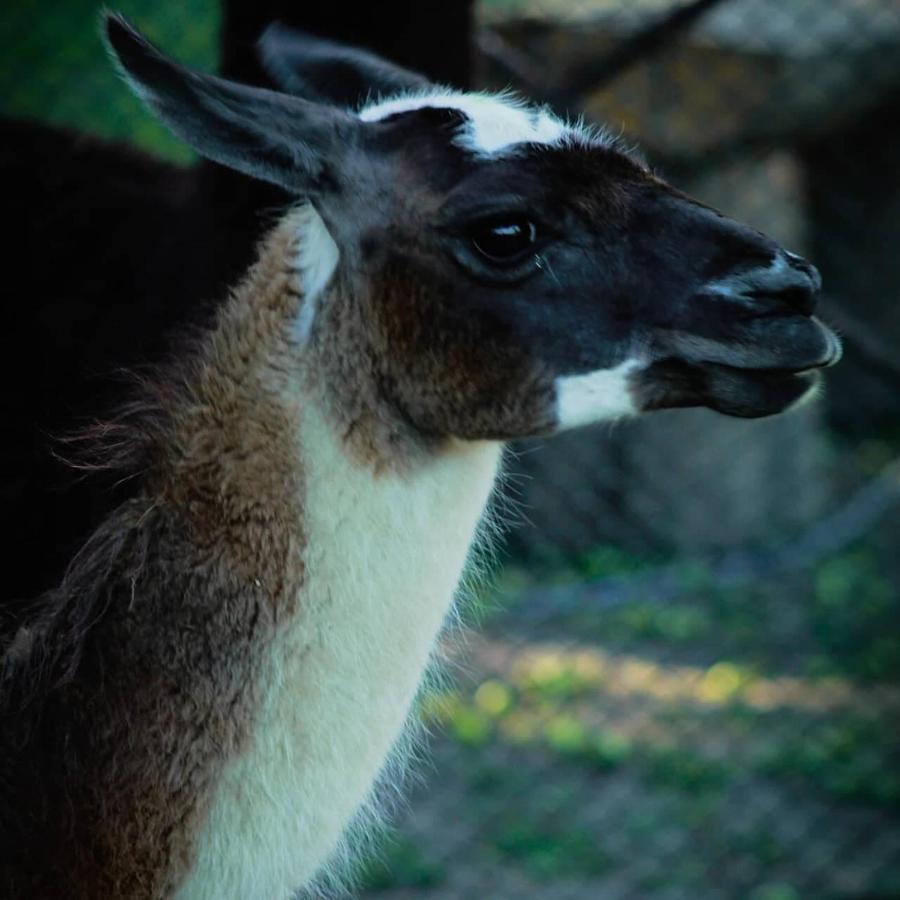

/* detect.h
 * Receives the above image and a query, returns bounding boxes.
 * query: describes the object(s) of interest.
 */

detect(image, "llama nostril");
[770,283,818,316]
[784,251,823,294]
[767,251,820,315]
[703,250,821,317]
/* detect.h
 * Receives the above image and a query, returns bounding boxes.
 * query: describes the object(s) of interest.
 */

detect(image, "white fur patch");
[554,360,642,429]
[290,204,340,343]
[359,89,593,156]
[176,404,501,900]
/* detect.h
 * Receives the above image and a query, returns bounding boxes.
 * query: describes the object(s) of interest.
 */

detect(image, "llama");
[0,14,841,900]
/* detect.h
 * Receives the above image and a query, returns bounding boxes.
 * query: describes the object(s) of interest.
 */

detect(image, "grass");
[599,602,714,642]
[426,674,739,793]
[489,817,613,881]
[534,539,900,685]
[640,744,731,794]
[357,834,446,892]
[758,718,900,810]
[809,548,900,681]
[747,883,801,900]
[394,521,900,895]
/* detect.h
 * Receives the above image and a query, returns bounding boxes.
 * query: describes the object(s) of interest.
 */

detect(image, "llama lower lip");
[699,364,820,418]
[658,315,839,373]
[822,327,843,367]
[632,358,820,419]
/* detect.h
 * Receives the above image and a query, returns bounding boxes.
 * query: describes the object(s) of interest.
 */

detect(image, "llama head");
[105,14,841,448]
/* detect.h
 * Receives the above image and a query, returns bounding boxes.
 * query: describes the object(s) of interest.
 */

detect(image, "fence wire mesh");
[4,1,900,898]
[358,2,900,898]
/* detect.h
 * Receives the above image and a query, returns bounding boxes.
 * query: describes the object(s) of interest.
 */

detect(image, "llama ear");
[258,23,430,107]
[103,13,357,194]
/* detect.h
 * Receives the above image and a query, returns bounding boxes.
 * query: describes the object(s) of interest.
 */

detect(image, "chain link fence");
[4,1,899,897]
[357,2,900,898]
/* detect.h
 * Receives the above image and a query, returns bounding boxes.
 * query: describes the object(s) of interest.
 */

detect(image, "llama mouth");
[633,314,841,417]
[631,358,822,419]
[655,316,842,374]
[693,362,821,417]
[732,319,843,373]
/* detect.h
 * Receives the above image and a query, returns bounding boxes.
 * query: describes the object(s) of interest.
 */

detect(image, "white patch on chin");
[359,89,605,156]
[555,360,642,429]
[290,203,340,343]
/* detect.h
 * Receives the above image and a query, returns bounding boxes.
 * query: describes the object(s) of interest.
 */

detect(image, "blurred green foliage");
[357,834,446,892]
[760,717,900,810]
[0,0,220,162]
[812,547,900,681]
[490,817,612,880]
[558,541,900,683]
[372,520,900,892]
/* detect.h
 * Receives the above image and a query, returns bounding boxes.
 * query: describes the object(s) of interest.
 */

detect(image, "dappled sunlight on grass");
[468,640,900,713]
[420,637,900,812]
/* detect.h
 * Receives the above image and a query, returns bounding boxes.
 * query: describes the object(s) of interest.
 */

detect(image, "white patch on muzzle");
[554,360,642,430]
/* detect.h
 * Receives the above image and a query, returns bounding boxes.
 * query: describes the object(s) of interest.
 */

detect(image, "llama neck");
[159,213,311,605]
[177,401,500,899]
[5,207,501,900]
[168,213,502,897]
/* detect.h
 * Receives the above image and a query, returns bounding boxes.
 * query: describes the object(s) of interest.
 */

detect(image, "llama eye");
[468,216,539,265]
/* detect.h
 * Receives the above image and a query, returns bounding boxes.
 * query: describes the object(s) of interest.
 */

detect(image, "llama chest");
[176,409,500,900]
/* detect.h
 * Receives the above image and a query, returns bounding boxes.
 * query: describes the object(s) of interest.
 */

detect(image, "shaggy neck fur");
[180,404,498,899]
[1,208,500,899]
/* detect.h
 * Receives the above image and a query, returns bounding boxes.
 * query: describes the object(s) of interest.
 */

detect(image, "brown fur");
[306,259,557,468]
[366,261,557,440]
[0,203,554,896]
[0,220,308,898]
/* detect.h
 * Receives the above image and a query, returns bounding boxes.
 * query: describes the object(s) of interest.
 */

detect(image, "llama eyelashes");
[534,252,563,287]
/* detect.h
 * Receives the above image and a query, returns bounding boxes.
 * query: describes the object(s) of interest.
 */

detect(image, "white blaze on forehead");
[555,360,642,430]
[359,90,580,156]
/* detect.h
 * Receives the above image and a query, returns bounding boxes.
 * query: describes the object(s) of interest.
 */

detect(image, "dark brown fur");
[1,222,308,898]
[0,200,564,895]
[367,261,557,440]
[306,257,557,469]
